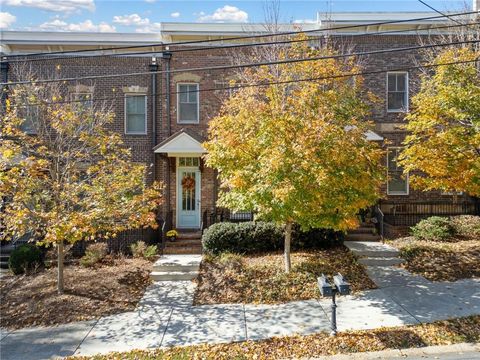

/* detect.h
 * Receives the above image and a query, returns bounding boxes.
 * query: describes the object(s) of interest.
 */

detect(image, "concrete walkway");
[1,250,479,359]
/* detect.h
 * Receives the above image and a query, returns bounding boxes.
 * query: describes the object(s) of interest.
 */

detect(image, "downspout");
[162,50,173,225]
[149,56,158,182]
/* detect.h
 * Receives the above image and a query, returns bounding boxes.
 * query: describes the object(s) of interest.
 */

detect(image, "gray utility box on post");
[317,273,351,336]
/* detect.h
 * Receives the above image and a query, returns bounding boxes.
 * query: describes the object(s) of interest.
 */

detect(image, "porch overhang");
[153,129,206,156]
[365,130,383,141]
[345,126,384,141]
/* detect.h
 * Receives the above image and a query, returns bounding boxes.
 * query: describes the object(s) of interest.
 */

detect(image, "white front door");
[177,167,201,228]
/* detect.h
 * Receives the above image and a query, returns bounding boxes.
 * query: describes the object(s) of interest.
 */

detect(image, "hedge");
[8,244,43,275]
[202,221,344,254]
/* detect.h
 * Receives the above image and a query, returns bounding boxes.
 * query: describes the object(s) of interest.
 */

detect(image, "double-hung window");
[387,72,408,112]
[387,148,409,195]
[177,83,199,123]
[74,92,93,109]
[20,105,38,134]
[125,94,147,134]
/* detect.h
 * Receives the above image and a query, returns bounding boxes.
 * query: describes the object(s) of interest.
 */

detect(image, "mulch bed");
[194,245,376,305]
[389,236,480,281]
[0,258,153,330]
[73,315,480,360]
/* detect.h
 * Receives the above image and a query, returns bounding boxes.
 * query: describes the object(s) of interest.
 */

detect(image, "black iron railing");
[380,200,479,226]
[373,205,384,240]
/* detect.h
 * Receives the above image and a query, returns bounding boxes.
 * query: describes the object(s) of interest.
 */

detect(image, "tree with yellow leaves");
[0,79,163,293]
[205,36,384,272]
[399,48,480,196]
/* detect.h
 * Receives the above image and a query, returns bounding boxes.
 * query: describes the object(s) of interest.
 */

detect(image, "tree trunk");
[57,241,64,294]
[284,221,292,273]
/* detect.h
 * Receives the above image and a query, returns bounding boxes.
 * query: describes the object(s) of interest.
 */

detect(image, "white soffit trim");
[345,125,384,141]
[365,130,384,141]
[154,132,206,155]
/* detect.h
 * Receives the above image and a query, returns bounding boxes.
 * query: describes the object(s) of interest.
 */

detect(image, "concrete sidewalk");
[1,249,479,359]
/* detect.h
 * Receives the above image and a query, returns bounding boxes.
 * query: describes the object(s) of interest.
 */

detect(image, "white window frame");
[177,83,199,124]
[387,147,409,196]
[124,93,147,135]
[386,71,409,113]
[21,104,39,135]
[72,92,93,108]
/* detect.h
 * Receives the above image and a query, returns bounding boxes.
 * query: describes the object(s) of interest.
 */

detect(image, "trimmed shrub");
[450,215,480,238]
[292,225,345,250]
[80,242,107,267]
[410,216,455,241]
[130,241,158,260]
[8,244,43,275]
[202,221,344,254]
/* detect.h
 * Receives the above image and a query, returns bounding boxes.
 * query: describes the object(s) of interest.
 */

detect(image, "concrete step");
[349,227,378,235]
[153,254,201,272]
[150,271,198,281]
[345,233,381,242]
[163,246,203,255]
[177,232,202,240]
[344,241,400,258]
[166,239,202,247]
[358,257,404,266]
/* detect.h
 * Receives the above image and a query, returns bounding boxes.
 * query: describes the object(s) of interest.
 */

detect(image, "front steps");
[346,223,381,242]
[345,241,404,268]
[150,254,202,282]
[163,231,203,255]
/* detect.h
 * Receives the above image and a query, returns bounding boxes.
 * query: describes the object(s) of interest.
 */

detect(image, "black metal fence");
[202,208,254,230]
[381,201,480,226]
[71,226,160,256]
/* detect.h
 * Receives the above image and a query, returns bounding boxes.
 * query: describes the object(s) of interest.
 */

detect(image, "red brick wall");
[7,33,475,230]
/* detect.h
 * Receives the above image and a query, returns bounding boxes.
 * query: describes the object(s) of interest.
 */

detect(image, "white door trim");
[176,158,201,229]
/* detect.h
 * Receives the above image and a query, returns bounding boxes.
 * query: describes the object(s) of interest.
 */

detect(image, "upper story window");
[125,94,147,134]
[177,83,199,124]
[387,147,409,195]
[387,72,408,112]
[73,92,93,109]
[20,105,38,134]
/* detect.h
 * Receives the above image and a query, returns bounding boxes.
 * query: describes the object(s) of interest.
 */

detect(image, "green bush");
[202,221,344,255]
[450,215,480,238]
[80,242,107,267]
[8,244,43,275]
[130,241,158,260]
[410,216,455,241]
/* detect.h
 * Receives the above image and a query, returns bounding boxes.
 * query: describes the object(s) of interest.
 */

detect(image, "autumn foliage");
[205,35,384,271]
[399,47,480,195]
[0,81,162,292]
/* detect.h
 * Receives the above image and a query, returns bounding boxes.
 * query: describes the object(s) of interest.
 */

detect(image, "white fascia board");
[154,132,206,154]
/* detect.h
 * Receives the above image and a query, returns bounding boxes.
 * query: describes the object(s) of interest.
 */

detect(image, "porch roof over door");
[153,128,206,157]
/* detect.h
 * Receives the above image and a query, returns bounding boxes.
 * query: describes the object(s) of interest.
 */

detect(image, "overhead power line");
[3,10,479,60]
[6,20,480,64]
[417,0,464,25]
[3,39,479,87]
[4,57,478,110]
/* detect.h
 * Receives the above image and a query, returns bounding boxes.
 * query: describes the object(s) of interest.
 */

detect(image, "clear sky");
[0,0,470,32]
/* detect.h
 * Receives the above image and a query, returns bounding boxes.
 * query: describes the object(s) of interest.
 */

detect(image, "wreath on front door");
[182,175,195,190]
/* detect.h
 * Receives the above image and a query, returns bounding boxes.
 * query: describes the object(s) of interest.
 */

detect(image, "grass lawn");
[0,257,152,329]
[194,245,376,305]
[72,315,480,360]
[389,237,480,281]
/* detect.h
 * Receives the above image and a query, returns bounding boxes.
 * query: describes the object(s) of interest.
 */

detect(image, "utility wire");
[3,39,478,87]
[4,57,478,110]
[6,20,480,64]
[417,0,464,25]
[3,10,479,60]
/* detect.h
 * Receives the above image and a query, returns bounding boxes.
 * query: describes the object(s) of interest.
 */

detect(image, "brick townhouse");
[1,10,479,242]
